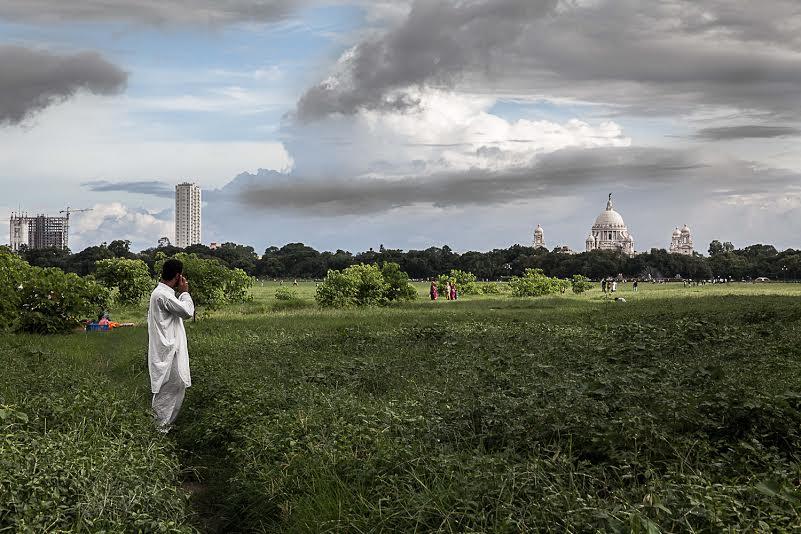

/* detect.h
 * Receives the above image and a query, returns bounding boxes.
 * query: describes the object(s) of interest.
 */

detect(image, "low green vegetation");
[315,263,417,308]
[3,276,801,532]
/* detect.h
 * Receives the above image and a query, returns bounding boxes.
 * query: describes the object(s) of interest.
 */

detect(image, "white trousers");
[152,358,186,429]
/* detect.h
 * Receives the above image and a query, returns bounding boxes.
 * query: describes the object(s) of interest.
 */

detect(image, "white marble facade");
[585,194,635,256]
[669,225,693,255]
[533,224,546,249]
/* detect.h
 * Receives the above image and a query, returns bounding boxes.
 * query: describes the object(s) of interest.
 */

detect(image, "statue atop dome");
[585,194,635,256]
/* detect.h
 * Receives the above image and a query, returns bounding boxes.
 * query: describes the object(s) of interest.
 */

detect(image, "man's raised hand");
[178,275,189,294]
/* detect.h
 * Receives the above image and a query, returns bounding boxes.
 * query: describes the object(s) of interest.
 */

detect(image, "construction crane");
[59,206,93,219]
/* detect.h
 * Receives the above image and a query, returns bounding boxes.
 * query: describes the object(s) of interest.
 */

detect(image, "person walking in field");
[430,280,439,301]
[601,279,607,293]
[633,279,639,292]
[445,281,452,300]
[451,283,458,301]
[148,259,194,433]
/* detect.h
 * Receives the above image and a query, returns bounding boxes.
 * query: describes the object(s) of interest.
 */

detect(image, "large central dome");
[594,208,626,227]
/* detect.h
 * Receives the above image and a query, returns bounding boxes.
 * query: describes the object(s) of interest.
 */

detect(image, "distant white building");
[585,194,635,257]
[533,224,546,249]
[175,183,201,248]
[669,225,693,255]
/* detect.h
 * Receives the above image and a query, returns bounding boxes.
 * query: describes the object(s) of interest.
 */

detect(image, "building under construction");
[9,213,70,251]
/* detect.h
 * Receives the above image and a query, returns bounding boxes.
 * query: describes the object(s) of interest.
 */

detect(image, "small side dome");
[534,224,543,235]
[672,227,681,237]
[681,224,691,234]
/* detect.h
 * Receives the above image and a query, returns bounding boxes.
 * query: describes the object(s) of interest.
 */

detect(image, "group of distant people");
[429,280,458,301]
[601,278,639,295]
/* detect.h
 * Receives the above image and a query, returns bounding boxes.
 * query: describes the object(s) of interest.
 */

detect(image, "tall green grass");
[4,282,801,532]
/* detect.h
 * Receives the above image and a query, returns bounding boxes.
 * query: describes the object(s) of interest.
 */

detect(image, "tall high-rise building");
[175,182,201,248]
[9,213,69,251]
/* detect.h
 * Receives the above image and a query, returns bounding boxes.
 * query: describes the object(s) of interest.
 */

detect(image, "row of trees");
[17,240,801,281]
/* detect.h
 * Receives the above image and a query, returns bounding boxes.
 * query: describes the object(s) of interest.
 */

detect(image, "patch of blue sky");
[488,98,601,123]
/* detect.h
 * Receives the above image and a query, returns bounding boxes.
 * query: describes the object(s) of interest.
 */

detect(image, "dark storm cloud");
[296,0,801,121]
[83,180,173,198]
[694,125,801,141]
[0,0,307,25]
[0,46,127,125]
[238,146,799,215]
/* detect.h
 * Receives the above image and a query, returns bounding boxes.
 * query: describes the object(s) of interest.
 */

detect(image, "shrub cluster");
[508,268,570,297]
[570,274,594,294]
[154,252,253,311]
[0,249,110,334]
[437,269,479,295]
[315,263,417,308]
[94,257,154,305]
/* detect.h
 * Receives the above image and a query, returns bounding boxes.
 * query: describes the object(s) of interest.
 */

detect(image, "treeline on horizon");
[13,239,801,282]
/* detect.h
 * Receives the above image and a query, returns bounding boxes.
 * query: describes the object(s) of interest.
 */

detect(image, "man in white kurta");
[148,259,194,431]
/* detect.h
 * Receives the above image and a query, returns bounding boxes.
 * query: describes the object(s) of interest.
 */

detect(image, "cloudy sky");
[2,0,801,254]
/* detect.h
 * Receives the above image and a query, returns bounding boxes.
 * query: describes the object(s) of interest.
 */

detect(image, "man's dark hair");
[161,259,183,282]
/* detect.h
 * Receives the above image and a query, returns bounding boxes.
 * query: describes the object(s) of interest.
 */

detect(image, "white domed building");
[669,224,693,255]
[533,224,546,249]
[585,194,635,256]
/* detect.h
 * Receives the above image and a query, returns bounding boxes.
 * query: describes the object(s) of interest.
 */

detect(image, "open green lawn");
[4,282,801,532]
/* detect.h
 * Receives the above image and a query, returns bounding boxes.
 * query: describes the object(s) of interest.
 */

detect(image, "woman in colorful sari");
[430,281,439,300]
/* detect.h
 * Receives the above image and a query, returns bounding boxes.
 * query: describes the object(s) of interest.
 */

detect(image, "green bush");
[381,262,418,302]
[571,274,594,294]
[437,269,479,295]
[154,252,253,311]
[508,268,566,297]
[0,250,110,334]
[0,250,27,330]
[94,257,154,305]
[315,263,416,308]
[478,282,508,294]
[274,287,298,301]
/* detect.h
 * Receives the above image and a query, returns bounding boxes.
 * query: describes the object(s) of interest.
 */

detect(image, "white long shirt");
[147,282,195,394]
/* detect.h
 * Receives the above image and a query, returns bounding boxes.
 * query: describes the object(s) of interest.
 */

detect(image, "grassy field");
[4,281,801,532]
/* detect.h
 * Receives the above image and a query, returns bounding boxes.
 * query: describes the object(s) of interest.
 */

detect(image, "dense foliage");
[0,250,109,334]
[571,274,594,294]
[154,253,253,311]
[437,269,479,295]
[315,263,417,307]
[94,257,154,305]
[509,268,569,297]
[19,238,801,283]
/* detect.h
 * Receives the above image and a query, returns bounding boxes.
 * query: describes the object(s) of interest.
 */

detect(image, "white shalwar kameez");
[147,282,194,430]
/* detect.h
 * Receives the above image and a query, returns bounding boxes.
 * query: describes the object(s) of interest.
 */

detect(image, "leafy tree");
[154,253,253,312]
[571,274,593,294]
[380,262,418,302]
[94,258,154,305]
[709,240,724,256]
[108,240,132,258]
